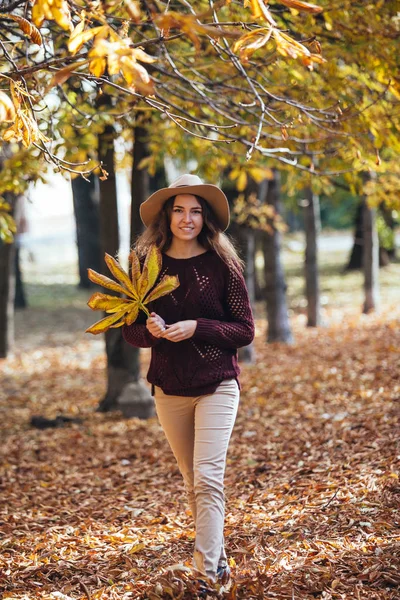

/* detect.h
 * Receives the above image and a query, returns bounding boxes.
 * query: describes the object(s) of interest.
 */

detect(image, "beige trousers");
[154,378,240,581]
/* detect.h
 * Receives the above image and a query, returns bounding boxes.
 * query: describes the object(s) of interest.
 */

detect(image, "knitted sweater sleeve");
[193,265,255,349]
[122,311,161,348]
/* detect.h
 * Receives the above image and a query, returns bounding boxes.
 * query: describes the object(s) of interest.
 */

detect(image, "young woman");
[122,174,255,590]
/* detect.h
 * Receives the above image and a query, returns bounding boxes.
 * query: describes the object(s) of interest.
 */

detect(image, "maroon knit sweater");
[122,249,255,396]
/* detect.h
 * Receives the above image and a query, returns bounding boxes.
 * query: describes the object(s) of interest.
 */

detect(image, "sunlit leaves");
[233,28,273,61]
[62,17,157,93]
[233,191,287,232]
[0,91,16,123]
[124,0,141,21]
[0,199,16,243]
[245,0,277,25]
[1,0,330,167]
[86,246,179,335]
[68,21,106,55]
[245,0,322,17]
[274,30,325,68]
[237,0,324,67]
[88,37,156,93]
[3,109,49,148]
[0,0,396,193]
[31,0,72,31]
[1,81,48,148]
[229,166,274,191]
[278,0,323,13]
[233,26,325,67]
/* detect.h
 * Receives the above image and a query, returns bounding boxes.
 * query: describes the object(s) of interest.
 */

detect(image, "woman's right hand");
[146,312,166,338]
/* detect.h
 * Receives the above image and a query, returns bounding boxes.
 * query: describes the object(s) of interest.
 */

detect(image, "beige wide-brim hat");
[139,173,230,231]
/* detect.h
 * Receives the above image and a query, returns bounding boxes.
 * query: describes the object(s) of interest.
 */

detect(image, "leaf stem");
[140,304,151,318]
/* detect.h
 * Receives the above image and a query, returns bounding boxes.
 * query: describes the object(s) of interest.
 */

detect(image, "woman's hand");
[160,320,197,343]
[146,312,166,338]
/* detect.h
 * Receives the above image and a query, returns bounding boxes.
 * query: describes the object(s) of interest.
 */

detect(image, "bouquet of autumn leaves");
[86,245,179,334]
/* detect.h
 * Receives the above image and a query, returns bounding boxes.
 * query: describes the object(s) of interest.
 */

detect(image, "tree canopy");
[0,1,399,242]
[0,1,332,166]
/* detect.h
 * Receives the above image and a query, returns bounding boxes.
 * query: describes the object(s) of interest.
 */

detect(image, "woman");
[122,173,255,590]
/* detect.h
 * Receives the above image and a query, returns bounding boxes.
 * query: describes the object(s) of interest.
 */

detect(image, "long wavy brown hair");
[134,195,244,273]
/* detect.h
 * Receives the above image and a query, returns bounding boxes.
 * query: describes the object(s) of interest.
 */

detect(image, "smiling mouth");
[180,227,194,230]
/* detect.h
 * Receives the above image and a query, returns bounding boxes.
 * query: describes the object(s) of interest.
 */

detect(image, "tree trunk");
[0,189,19,357]
[71,174,101,288]
[345,200,364,271]
[14,246,27,309]
[346,199,392,270]
[363,199,380,313]
[0,239,15,358]
[224,180,256,363]
[303,186,321,327]
[379,200,397,263]
[14,194,28,309]
[110,120,157,418]
[254,230,264,301]
[260,172,293,343]
[130,123,149,246]
[95,125,154,417]
[234,225,256,363]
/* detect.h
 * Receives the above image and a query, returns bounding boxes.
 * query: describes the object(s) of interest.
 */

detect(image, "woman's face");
[169,194,204,242]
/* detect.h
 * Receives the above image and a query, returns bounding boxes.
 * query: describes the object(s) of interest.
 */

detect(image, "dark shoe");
[196,577,212,598]
[217,564,231,589]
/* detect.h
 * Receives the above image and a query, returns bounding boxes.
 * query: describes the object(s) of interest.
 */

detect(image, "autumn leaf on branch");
[245,0,322,19]
[88,38,156,93]
[86,245,179,335]
[1,80,49,147]
[276,0,323,13]
[31,0,72,31]
[0,91,16,123]
[3,109,50,147]
[238,0,324,68]
[65,17,156,93]
[0,13,42,45]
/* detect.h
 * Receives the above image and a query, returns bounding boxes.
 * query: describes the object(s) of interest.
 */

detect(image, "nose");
[181,212,193,223]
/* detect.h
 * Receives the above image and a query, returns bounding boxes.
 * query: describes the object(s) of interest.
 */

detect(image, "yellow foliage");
[273,30,325,68]
[237,1,324,68]
[245,0,276,25]
[86,246,180,335]
[0,199,17,244]
[278,0,322,13]
[232,192,287,233]
[87,34,155,92]
[0,91,16,123]
[237,171,248,192]
[32,0,72,31]
[249,167,274,182]
[124,0,141,21]
[3,109,49,148]
[68,22,106,55]
[233,28,272,61]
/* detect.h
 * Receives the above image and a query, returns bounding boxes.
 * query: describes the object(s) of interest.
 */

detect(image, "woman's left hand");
[160,320,197,342]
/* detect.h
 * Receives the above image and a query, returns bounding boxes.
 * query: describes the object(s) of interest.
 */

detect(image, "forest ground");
[1,238,399,599]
